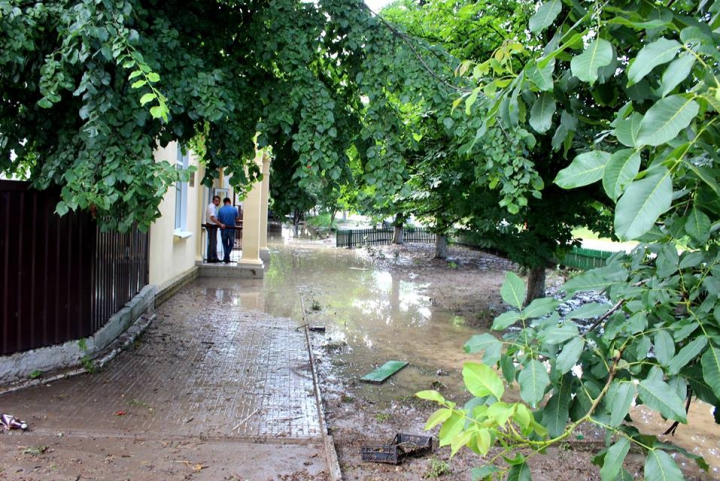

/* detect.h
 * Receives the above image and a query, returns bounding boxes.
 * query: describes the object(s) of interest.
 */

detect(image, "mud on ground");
[316,243,707,481]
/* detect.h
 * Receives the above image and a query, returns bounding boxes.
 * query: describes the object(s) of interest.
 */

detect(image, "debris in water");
[361,433,433,464]
[1,413,28,431]
[360,361,408,384]
[309,326,326,333]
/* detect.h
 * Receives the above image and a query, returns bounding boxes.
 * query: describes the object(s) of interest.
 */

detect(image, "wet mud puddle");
[199,234,720,478]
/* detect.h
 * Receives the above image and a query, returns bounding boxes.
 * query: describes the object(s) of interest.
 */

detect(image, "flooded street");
[203,230,480,405]
[198,231,720,479]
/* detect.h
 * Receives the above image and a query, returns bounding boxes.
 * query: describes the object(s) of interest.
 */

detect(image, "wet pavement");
[0,247,331,479]
[3,230,720,480]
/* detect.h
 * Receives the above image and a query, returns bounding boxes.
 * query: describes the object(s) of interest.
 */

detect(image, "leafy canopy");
[420,0,720,479]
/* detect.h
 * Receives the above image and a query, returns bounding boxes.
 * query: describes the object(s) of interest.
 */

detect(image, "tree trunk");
[292,209,301,237]
[434,235,448,259]
[392,213,404,244]
[524,266,546,306]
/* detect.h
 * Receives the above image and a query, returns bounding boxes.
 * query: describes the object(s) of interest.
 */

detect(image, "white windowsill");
[174,229,193,239]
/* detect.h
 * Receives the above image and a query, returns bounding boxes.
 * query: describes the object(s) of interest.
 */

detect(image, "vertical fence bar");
[0,181,149,355]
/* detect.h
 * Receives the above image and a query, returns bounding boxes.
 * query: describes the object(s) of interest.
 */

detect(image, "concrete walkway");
[0,279,336,480]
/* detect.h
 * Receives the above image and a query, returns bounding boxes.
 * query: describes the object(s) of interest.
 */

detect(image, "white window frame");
[174,143,192,238]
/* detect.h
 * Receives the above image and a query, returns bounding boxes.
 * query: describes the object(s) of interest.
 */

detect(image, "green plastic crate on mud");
[560,247,614,270]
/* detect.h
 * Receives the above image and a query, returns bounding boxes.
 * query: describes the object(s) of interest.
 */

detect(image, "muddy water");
[201,232,720,478]
[262,233,476,404]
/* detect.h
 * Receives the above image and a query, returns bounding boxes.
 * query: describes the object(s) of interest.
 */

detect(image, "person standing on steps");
[205,195,224,263]
[217,197,240,263]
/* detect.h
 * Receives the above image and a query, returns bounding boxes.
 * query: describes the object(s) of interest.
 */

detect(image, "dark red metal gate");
[0,181,149,355]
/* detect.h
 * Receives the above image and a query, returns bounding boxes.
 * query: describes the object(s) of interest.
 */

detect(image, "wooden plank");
[360,361,409,384]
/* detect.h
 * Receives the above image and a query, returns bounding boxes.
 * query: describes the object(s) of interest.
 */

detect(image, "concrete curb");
[0,313,156,396]
[0,284,156,388]
[303,325,343,481]
[0,263,205,390]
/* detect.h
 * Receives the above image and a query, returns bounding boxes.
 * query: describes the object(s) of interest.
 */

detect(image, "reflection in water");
[200,233,720,477]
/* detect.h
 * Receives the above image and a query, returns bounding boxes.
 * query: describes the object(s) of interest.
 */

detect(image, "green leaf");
[424,408,453,430]
[556,337,584,374]
[628,38,681,86]
[55,201,69,216]
[654,331,676,366]
[522,297,560,319]
[686,208,711,243]
[567,302,609,319]
[564,264,627,293]
[139,93,155,106]
[526,59,555,91]
[501,272,526,309]
[570,38,613,85]
[416,390,446,403]
[37,98,53,108]
[701,347,720,400]
[529,0,562,34]
[614,113,643,148]
[506,461,532,481]
[603,149,641,201]
[131,79,147,89]
[555,151,610,189]
[472,465,499,481]
[492,311,521,330]
[600,438,631,481]
[615,167,673,241]
[644,450,683,481]
[636,95,700,147]
[538,323,579,344]
[464,333,502,365]
[668,337,708,374]
[463,362,505,400]
[529,92,556,133]
[637,379,688,422]
[438,411,465,446]
[518,360,550,408]
[660,54,696,97]
[541,376,572,437]
[606,381,636,427]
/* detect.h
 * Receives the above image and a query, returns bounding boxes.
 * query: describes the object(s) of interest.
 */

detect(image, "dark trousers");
[221,228,235,262]
[206,224,220,261]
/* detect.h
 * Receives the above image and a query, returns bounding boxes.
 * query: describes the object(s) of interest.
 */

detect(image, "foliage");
[420,0,720,479]
[0,0,459,231]
[378,1,613,284]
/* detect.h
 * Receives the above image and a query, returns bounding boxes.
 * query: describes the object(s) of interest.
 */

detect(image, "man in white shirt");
[205,195,225,262]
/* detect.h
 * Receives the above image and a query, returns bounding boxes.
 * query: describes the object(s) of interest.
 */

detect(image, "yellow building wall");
[149,142,202,286]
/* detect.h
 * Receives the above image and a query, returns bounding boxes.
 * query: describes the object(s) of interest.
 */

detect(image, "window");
[174,143,191,238]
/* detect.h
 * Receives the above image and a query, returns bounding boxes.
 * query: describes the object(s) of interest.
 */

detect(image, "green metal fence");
[559,247,615,270]
[336,228,436,248]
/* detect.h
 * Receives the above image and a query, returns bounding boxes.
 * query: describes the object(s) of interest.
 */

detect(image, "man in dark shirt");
[216,198,239,263]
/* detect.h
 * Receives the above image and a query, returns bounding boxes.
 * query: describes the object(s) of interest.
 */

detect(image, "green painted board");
[360,361,409,384]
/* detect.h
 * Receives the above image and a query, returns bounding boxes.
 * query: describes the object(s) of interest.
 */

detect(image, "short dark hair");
[223,197,231,204]
[212,195,221,201]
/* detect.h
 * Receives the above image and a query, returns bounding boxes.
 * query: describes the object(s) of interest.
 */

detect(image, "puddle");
[199,231,720,477]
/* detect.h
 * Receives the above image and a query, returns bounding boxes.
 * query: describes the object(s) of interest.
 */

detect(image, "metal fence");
[336,227,436,248]
[0,181,148,355]
[559,247,615,270]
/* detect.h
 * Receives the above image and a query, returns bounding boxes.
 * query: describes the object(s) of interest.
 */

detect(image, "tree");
[383,0,612,302]
[421,0,720,479]
[0,0,454,231]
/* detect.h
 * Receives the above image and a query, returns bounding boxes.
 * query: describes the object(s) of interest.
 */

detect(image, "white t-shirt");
[205,203,218,225]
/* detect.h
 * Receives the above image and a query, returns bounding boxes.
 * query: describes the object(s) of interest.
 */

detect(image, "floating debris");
[361,433,433,464]
[360,361,408,384]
